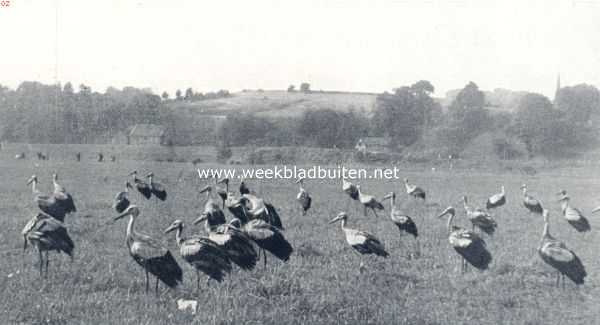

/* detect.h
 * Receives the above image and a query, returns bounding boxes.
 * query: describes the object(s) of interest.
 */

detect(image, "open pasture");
[1,158,600,324]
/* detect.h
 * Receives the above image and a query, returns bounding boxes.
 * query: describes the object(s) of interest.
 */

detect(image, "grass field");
[1,157,600,324]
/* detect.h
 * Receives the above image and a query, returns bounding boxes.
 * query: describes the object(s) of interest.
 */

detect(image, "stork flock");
[19,169,599,296]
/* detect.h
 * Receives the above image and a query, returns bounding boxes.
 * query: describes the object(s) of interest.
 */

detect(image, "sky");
[1,0,599,98]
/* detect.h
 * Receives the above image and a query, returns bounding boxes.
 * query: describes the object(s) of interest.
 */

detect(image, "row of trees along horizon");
[0,80,598,159]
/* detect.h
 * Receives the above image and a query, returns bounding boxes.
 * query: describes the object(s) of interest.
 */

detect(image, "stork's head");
[556,189,567,196]
[125,181,133,189]
[199,185,212,194]
[164,219,184,233]
[436,206,456,218]
[403,178,409,184]
[192,213,208,225]
[520,184,527,190]
[382,192,396,201]
[557,195,570,203]
[216,177,229,185]
[295,177,305,184]
[52,173,58,181]
[115,205,140,220]
[146,172,154,178]
[329,211,348,224]
[26,175,38,185]
[128,170,138,178]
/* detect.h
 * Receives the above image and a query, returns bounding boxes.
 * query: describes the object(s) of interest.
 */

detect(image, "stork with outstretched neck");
[382,192,419,257]
[556,190,590,232]
[114,206,183,294]
[146,172,167,201]
[437,207,492,272]
[521,184,543,215]
[356,185,384,218]
[538,209,586,287]
[195,185,226,233]
[215,177,230,209]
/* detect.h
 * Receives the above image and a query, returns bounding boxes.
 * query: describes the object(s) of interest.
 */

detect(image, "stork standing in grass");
[215,177,230,209]
[164,220,232,288]
[342,179,359,209]
[463,196,497,235]
[146,172,167,201]
[486,186,506,210]
[196,185,226,232]
[113,181,133,213]
[437,207,492,272]
[404,178,426,200]
[114,206,182,294]
[538,209,586,287]
[295,177,312,216]
[382,192,419,257]
[27,175,69,222]
[228,217,293,268]
[22,212,74,278]
[241,193,284,229]
[521,184,543,215]
[129,171,152,200]
[556,190,591,232]
[52,173,77,216]
[329,212,388,271]
[356,185,384,218]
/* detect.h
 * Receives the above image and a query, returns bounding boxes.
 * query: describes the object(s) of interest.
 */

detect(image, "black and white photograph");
[1,0,600,324]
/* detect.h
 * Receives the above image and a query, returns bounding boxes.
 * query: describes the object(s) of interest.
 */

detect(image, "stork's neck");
[463,199,472,213]
[31,180,40,194]
[175,226,184,246]
[446,214,454,233]
[389,195,396,210]
[148,175,153,183]
[126,215,136,240]
[540,222,550,246]
[560,200,569,211]
[340,218,347,230]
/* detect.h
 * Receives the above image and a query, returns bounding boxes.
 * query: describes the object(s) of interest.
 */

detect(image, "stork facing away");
[329,212,389,269]
[52,173,77,215]
[113,181,133,213]
[295,177,312,216]
[486,186,506,210]
[146,172,167,201]
[538,209,586,286]
[27,175,71,222]
[404,178,426,200]
[114,206,182,294]
[556,190,590,233]
[463,196,497,235]
[521,184,543,215]
[22,212,74,278]
[195,185,227,233]
[437,207,492,272]
[229,216,293,268]
[164,220,232,288]
[382,192,419,257]
[129,171,152,200]
[356,185,384,218]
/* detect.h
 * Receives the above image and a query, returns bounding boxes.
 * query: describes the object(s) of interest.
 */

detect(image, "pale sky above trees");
[1,0,599,97]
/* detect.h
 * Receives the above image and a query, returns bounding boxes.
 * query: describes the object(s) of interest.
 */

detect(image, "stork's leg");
[45,251,49,278]
[155,276,159,295]
[263,249,268,269]
[145,270,149,294]
[414,238,421,258]
[196,270,200,291]
[363,205,367,217]
[372,208,379,218]
[38,250,43,277]
[555,271,560,287]
[562,274,566,289]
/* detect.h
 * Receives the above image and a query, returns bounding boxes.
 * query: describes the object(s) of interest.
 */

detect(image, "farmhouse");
[128,124,165,145]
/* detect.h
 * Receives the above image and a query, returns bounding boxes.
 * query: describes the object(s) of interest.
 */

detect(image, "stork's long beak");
[199,185,211,194]
[128,170,137,176]
[193,214,208,225]
[216,177,228,185]
[26,178,33,185]
[126,182,133,189]
[146,172,154,178]
[329,215,342,224]
[381,193,392,201]
[436,208,453,218]
[114,210,131,221]
[23,236,28,251]
[592,206,600,213]
[164,224,178,234]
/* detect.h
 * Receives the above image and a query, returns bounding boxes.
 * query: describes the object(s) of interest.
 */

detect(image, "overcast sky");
[1,0,599,97]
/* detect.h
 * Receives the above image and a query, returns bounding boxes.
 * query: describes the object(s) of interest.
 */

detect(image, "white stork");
[382,192,419,257]
[404,178,426,200]
[437,207,492,272]
[240,193,284,230]
[129,171,152,200]
[114,206,183,294]
[228,218,293,268]
[113,181,133,213]
[556,191,591,232]
[463,196,497,235]
[295,177,312,216]
[538,209,586,286]
[194,185,226,233]
[146,172,167,201]
[215,177,230,209]
[342,179,359,210]
[52,173,77,215]
[22,212,74,278]
[486,186,506,210]
[356,185,384,218]
[27,175,70,222]
[164,220,232,288]
[521,184,543,215]
[329,212,389,262]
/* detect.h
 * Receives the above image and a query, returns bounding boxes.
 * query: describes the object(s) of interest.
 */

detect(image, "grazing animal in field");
[229,217,293,268]
[146,172,167,201]
[113,181,133,213]
[114,206,183,294]
[295,177,312,216]
[382,192,419,257]
[521,184,543,215]
[195,185,227,232]
[437,207,492,272]
[164,220,232,287]
[486,186,506,210]
[129,170,152,199]
[556,191,590,232]
[27,175,70,222]
[538,209,586,286]
[329,212,389,260]
[356,185,384,218]
[404,178,426,200]
[22,212,74,278]
[463,196,497,235]
[52,173,77,215]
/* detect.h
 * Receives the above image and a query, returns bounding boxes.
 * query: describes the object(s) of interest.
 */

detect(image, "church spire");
[555,73,561,100]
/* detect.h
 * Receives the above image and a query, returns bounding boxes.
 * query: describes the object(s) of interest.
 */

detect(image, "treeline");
[1,80,598,159]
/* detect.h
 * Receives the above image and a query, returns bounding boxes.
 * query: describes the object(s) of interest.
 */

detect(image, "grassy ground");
[1,157,600,324]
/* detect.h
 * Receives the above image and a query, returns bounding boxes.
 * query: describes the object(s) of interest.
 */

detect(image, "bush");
[216,145,232,163]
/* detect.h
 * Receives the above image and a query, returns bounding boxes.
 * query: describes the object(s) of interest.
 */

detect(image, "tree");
[555,84,600,124]
[300,82,311,93]
[161,91,169,100]
[175,89,182,100]
[287,85,295,92]
[184,88,194,100]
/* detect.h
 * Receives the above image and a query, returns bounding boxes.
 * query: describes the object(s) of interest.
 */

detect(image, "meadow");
[1,155,600,325]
